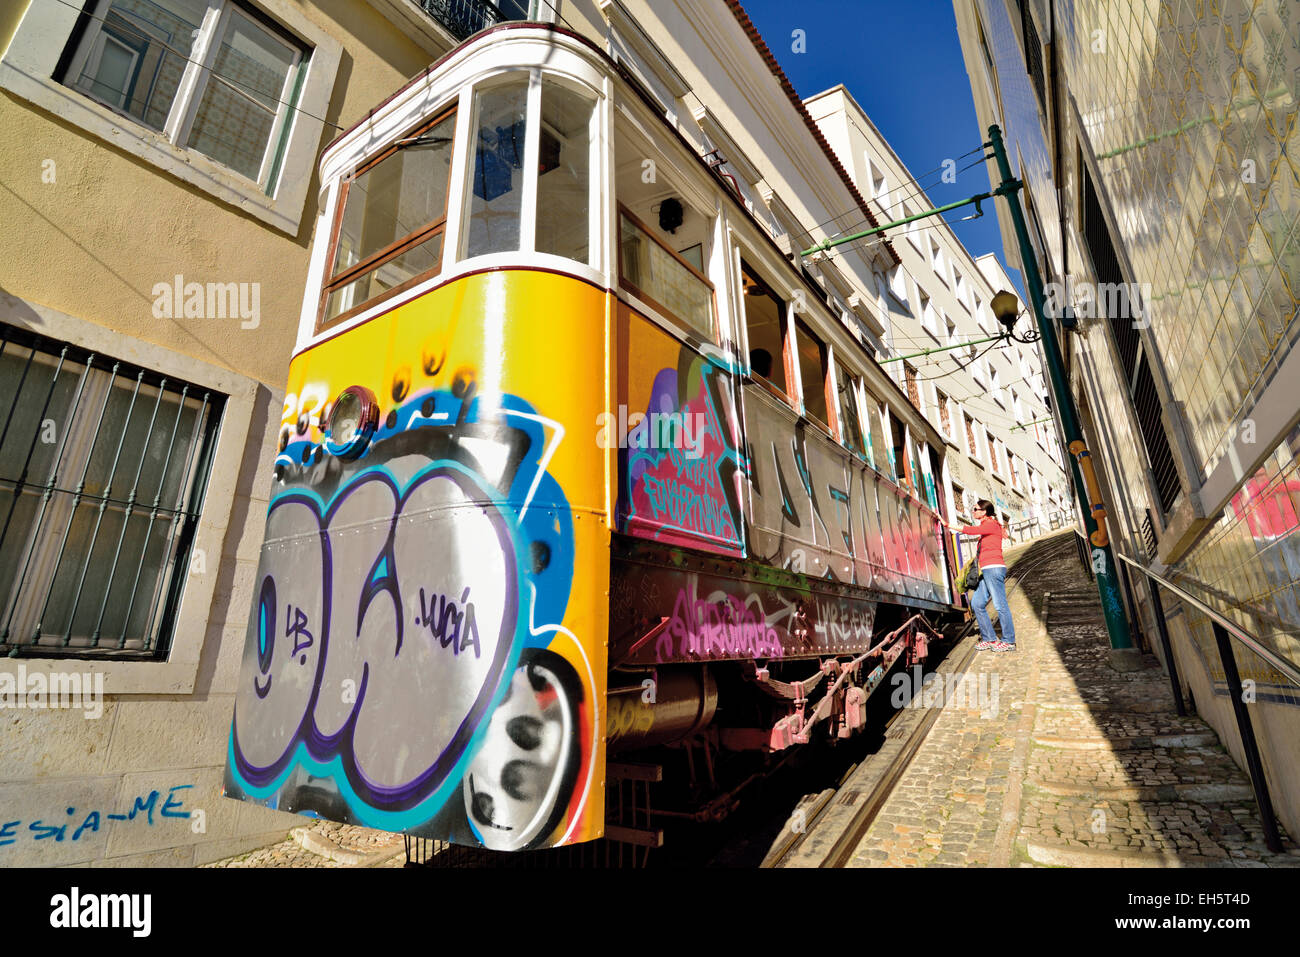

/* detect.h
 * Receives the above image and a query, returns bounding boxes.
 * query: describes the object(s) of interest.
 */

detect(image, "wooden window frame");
[792,317,833,436]
[739,257,793,405]
[316,104,458,333]
[835,361,868,460]
[617,203,717,342]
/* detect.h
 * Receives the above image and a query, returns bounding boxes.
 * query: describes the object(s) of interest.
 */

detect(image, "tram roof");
[322,18,898,271]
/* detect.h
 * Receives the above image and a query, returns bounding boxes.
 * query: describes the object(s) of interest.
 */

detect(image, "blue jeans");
[971,565,1016,645]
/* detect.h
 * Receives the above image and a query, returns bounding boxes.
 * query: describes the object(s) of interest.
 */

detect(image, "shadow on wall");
[192,383,277,700]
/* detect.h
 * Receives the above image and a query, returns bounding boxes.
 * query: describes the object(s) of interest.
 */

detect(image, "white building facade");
[807,86,1071,539]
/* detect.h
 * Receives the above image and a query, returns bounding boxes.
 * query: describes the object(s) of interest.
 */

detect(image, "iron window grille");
[416,0,530,42]
[0,323,224,660]
[1020,1,1047,114]
[1080,162,1181,514]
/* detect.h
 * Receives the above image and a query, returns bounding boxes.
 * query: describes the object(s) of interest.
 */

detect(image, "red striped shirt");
[961,516,1005,567]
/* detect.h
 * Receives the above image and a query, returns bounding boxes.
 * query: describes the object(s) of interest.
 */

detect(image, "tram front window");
[462,78,530,258]
[536,83,596,265]
[319,109,456,329]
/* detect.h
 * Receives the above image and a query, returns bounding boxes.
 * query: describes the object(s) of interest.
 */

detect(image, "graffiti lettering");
[233,388,578,828]
[662,587,783,660]
[0,786,192,851]
[642,474,738,541]
[416,586,483,658]
[606,694,655,741]
[623,363,745,555]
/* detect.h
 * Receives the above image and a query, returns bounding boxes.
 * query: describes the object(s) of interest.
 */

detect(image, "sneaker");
[990,641,1016,652]
[975,639,996,650]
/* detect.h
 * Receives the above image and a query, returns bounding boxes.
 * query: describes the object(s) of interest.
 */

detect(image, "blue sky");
[740,0,1016,287]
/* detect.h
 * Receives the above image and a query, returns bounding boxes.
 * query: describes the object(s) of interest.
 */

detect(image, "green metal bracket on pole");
[800,182,1017,258]
[877,332,1004,364]
[1010,416,1053,432]
[985,124,1134,653]
[798,127,1134,653]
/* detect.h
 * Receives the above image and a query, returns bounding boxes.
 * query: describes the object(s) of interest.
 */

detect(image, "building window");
[417,0,542,42]
[867,157,887,202]
[903,201,922,252]
[319,106,457,330]
[60,0,308,188]
[991,366,1003,406]
[1009,451,1020,488]
[937,389,952,438]
[888,265,909,304]
[965,413,978,460]
[904,362,922,412]
[0,324,223,659]
[918,288,936,336]
[929,236,944,277]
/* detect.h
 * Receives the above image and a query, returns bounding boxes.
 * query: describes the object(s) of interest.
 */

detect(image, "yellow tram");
[225,23,959,852]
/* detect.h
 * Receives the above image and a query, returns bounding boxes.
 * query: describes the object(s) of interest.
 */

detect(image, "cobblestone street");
[848,530,1300,868]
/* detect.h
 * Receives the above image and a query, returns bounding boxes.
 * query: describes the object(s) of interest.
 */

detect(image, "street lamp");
[990,289,1039,343]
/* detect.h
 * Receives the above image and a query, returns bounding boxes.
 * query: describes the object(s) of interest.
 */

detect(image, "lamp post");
[986,125,1136,662]
[796,125,1138,661]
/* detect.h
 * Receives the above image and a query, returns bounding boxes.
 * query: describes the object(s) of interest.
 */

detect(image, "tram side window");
[794,319,829,428]
[741,261,787,396]
[536,83,596,265]
[865,396,889,474]
[836,362,866,458]
[319,108,456,329]
[462,78,529,259]
[888,412,910,490]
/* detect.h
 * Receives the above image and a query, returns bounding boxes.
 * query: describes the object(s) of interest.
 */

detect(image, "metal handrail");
[1084,531,1292,851]
[1110,547,1300,689]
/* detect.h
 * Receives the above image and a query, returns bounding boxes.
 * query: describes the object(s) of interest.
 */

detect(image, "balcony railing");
[416,0,528,43]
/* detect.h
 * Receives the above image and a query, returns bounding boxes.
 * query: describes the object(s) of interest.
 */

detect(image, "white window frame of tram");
[0,0,342,234]
[302,31,612,352]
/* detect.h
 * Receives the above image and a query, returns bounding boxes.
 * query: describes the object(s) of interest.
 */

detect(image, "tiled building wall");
[1058,0,1297,480]
[975,0,1298,669]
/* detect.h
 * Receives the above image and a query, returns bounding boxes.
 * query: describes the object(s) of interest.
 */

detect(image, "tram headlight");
[326,385,379,458]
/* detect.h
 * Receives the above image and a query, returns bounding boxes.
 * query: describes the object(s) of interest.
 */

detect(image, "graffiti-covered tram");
[225,23,965,854]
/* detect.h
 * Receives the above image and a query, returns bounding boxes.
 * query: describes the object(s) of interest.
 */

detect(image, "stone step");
[1030,780,1257,803]
[290,826,405,867]
[1032,732,1220,751]
[1035,699,1173,714]
[1024,840,1241,868]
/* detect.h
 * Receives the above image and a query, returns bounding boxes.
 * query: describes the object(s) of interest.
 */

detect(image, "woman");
[946,500,1016,651]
